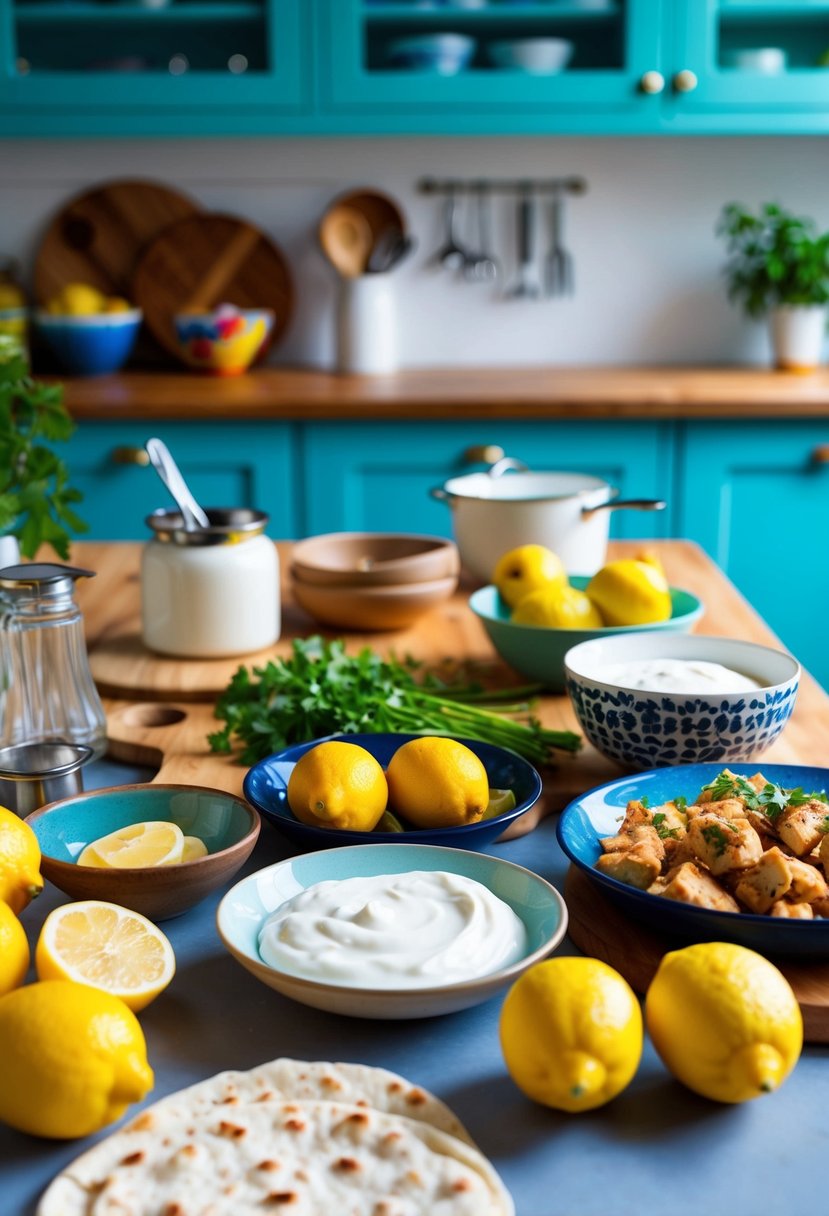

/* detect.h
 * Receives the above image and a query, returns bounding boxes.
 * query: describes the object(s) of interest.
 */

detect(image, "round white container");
[336,274,398,375]
[141,508,280,658]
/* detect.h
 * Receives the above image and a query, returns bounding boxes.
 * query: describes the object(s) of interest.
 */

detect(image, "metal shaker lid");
[0,563,96,596]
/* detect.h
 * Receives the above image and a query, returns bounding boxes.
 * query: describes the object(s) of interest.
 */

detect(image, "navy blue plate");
[557,762,829,959]
[243,732,542,852]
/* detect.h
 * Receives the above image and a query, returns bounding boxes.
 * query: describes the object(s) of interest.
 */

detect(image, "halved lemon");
[35,900,176,1012]
[78,821,185,869]
[181,835,208,862]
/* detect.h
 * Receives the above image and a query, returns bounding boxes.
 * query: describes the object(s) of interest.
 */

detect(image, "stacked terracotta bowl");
[290,533,460,631]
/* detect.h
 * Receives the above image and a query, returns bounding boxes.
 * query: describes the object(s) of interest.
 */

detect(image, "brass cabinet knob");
[639,70,665,96]
[463,444,504,465]
[673,69,698,94]
[110,446,150,467]
[811,444,829,465]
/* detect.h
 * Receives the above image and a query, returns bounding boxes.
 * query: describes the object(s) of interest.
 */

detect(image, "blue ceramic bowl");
[26,784,260,921]
[217,842,567,1018]
[564,632,800,771]
[558,762,829,959]
[469,579,704,694]
[35,309,142,375]
[387,34,477,73]
[243,732,543,851]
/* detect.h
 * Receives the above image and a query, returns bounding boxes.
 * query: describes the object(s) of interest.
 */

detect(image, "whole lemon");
[511,583,604,629]
[0,900,29,996]
[0,979,154,1138]
[493,544,567,609]
[103,297,133,313]
[500,957,643,1112]
[0,805,44,914]
[386,736,489,829]
[585,556,671,626]
[58,282,107,317]
[645,941,802,1104]
[287,740,388,831]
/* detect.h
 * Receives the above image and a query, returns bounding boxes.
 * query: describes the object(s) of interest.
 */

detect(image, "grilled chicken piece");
[649,800,689,833]
[770,901,814,919]
[775,802,828,857]
[733,847,792,914]
[809,897,829,919]
[595,840,662,890]
[660,862,740,913]
[686,813,763,877]
[787,856,829,903]
[817,833,829,877]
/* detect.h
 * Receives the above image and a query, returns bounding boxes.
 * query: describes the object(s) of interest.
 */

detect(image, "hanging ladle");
[145,437,210,532]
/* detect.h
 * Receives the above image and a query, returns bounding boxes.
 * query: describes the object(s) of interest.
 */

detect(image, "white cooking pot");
[431,458,666,582]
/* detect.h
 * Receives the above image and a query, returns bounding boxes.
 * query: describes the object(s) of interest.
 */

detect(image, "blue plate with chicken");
[557,762,829,958]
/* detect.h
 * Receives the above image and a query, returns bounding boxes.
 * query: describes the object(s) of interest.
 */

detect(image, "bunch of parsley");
[208,636,581,766]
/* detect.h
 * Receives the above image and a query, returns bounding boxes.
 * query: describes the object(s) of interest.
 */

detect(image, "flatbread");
[37,1099,513,1216]
[146,1058,475,1148]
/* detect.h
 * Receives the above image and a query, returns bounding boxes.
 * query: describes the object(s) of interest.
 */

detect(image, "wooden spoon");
[319,205,374,278]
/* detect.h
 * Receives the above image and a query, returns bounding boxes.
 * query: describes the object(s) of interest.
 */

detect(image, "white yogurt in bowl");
[599,658,762,695]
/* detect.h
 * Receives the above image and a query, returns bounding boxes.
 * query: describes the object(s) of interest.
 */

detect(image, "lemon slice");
[375,810,405,833]
[35,900,176,1012]
[181,835,208,861]
[78,821,185,869]
[482,789,517,821]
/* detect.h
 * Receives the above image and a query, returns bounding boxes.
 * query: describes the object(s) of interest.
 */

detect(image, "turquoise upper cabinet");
[668,1,829,132]
[1,0,306,136]
[321,0,665,135]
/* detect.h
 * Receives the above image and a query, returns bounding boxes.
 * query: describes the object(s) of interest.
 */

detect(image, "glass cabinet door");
[1,0,304,128]
[669,0,829,129]
[322,0,665,133]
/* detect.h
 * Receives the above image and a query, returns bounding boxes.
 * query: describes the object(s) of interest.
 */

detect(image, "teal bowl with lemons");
[469,578,704,693]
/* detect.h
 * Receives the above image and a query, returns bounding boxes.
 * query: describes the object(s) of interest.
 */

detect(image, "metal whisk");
[544,186,574,298]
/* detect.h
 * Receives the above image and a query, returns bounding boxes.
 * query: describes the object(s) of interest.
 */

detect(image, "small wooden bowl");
[291,532,460,587]
[26,785,260,922]
[318,189,407,275]
[292,572,458,631]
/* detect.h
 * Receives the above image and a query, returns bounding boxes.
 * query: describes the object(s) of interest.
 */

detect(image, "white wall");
[4,135,829,369]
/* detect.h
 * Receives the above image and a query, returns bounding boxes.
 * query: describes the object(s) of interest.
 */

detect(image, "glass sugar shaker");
[0,563,108,760]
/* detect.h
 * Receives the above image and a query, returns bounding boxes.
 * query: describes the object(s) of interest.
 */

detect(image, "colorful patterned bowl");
[173,307,274,376]
[564,633,800,771]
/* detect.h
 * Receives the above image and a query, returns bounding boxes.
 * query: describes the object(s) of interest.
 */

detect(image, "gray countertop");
[4,758,829,1216]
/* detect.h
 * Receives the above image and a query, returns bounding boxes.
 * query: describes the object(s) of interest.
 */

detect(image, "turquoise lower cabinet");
[67,422,298,541]
[300,420,674,541]
[680,421,829,688]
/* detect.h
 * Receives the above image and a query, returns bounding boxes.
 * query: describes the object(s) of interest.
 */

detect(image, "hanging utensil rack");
[417,176,588,198]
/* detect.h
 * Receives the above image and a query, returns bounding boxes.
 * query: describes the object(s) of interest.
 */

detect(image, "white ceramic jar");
[141,508,280,658]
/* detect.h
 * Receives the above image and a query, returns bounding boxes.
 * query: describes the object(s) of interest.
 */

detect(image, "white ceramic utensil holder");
[770,304,827,372]
[336,274,398,375]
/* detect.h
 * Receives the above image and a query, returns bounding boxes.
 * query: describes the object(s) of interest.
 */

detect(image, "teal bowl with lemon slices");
[243,732,543,852]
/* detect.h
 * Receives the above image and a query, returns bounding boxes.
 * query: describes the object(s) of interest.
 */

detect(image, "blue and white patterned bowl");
[564,633,800,771]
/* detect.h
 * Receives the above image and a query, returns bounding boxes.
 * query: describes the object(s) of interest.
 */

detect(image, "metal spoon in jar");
[145,437,210,532]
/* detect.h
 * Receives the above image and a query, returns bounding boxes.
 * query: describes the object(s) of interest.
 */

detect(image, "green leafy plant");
[716,202,829,318]
[0,342,87,558]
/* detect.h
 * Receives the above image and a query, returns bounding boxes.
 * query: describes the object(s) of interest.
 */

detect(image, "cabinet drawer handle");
[639,71,665,95]
[463,444,504,465]
[811,445,829,465]
[110,446,150,467]
[673,69,698,94]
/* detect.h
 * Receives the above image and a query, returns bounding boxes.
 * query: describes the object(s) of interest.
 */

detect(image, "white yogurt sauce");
[601,658,762,694]
[258,870,528,989]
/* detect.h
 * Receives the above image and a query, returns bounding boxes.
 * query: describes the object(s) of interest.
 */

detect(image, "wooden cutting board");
[132,213,294,363]
[33,179,199,305]
[564,866,829,1043]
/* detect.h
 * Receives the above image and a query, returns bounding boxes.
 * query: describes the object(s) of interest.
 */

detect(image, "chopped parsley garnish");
[674,796,688,812]
[640,796,650,809]
[820,816,829,835]
[650,811,680,841]
[700,822,738,857]
[701,771,828,822]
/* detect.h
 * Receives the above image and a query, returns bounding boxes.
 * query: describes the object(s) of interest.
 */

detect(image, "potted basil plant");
[716,202,829,371]
[0,338,87,565]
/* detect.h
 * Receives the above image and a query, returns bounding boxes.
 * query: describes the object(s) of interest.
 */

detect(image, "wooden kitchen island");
[5,538,829,1216]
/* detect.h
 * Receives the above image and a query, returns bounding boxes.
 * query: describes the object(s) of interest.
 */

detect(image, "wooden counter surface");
[61,365,829,422]
[72,539,829,827]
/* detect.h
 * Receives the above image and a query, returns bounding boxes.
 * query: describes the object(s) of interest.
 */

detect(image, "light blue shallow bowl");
[470,578,704,693]
[243,732,543,852]
[558,762,829,959]
[35,309,142,376]
[217,842,568,1018]
[26,784,260,921]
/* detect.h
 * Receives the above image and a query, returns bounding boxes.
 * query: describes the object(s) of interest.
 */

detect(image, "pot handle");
[488,456,529,478]
[582,498,667,517]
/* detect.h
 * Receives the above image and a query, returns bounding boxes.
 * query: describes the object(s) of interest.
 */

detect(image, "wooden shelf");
[56,364,829,422]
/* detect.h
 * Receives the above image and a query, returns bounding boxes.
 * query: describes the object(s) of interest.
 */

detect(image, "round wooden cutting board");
[33,179,199,305]
[132,212,295,363]
[564,866,829,1043]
